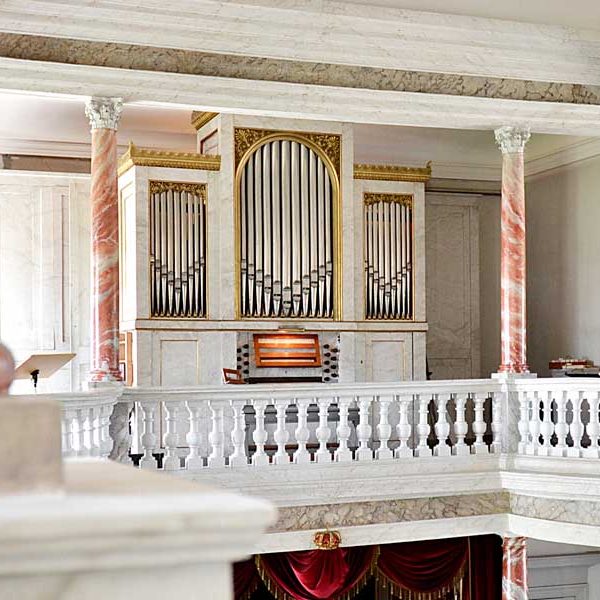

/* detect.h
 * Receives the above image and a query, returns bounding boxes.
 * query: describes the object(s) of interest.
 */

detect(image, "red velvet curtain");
[466,535,502,600]
[236,536,502,600]
[258,546,376,600]
[234,559,261,600]
[378,538,468,597]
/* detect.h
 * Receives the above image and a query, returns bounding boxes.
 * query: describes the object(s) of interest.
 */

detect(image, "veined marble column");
[85,97,123,382]
[495,126,531,374]
[502,536,528,600]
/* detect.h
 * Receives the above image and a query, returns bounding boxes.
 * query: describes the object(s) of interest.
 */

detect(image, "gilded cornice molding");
[234,128,341,175]
[363,192,413,207]
[118,143,221,176]
[191,111,219,130]
[354,163,431,182]
[149,180,206,200]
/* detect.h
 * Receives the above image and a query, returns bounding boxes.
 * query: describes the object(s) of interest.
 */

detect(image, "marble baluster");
[85,97,123,382]
[294,398,311,464]
[494,126,531,374]
[376,394,393,459]
[395,395,413,458]
[502,537,528,600]
[334,397,352,462]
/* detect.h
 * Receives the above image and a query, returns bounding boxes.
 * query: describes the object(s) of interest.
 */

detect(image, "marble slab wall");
[0,172,91,392]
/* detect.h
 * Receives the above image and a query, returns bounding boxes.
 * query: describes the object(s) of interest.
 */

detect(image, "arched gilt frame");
[234,128,342,320]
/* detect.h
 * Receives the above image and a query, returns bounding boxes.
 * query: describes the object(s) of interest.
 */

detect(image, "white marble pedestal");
[0,460,276,600]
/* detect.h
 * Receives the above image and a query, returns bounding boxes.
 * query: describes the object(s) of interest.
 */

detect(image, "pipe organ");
[364,193,413,320]
[239,139,335,319]
[149,181,207,318]
[118,116,429,387]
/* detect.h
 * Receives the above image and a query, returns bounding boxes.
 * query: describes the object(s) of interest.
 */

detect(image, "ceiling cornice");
[2,0,600,85]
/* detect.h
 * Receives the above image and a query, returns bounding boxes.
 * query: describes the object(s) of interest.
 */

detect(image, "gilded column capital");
[494,126,531,154]
[85,97,123,131]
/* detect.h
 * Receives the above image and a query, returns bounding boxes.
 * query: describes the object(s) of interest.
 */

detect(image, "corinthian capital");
[85,97,123,130]
[494,126,530,154]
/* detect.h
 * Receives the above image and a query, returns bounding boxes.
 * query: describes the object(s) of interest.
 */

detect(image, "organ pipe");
[239,139,335,319]
[149,181,207,318]
[364,193,414,320]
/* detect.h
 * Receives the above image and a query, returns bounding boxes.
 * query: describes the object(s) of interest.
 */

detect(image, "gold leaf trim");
[234,127,341,175]
[354,162,431,182]
[364,192,413,207]
[191,111,219,130]
[118,142,221,176]
[149,180,206,200]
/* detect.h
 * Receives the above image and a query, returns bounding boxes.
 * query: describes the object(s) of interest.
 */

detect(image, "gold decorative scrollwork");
[149,180,206,201]
[363,192,413,207]
[234,127,341,175]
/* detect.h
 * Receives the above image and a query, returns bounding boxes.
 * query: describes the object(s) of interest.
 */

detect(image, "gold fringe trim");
[238,576,259,600]
[255,546,380,600]
[375,560,466,600]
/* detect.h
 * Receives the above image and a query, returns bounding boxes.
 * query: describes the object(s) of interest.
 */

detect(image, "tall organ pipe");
[239,139,335,319]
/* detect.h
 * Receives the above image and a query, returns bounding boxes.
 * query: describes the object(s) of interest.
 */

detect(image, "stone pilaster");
[85,97,123,382]
[495,126,531,374]
[502,536,528,600]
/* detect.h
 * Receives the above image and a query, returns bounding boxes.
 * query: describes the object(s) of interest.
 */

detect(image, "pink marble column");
[85,97,123,382]
[502,536,528,600]
[495,126,531,374]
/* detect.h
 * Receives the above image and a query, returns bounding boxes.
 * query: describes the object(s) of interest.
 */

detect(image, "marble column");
[85,97,123,382]
[502,536,528,600]
[494,126,531,374]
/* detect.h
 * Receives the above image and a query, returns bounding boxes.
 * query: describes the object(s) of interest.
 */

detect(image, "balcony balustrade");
[56,378,600,467]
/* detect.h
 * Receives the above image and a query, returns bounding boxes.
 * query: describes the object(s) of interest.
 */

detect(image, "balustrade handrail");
[120,378,503,403]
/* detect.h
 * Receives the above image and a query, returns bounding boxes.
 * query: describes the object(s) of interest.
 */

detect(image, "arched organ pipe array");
[240,140,334,318]
[149,182,207,318]
[365,194,413,320]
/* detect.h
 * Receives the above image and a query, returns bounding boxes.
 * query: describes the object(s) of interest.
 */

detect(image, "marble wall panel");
[0,173,90,392]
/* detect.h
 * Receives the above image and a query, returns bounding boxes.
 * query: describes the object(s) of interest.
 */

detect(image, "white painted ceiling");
[340,0,600,30]
[0,92,590,180]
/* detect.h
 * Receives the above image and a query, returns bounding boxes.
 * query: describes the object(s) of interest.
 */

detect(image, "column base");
[89,369,123,384]
[492,371,537,380]
[498,363,530,374]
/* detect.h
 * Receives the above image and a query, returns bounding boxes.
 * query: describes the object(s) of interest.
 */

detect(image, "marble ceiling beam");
[2,0,600,85]
[3,57,600,136]
[1,33,600,106]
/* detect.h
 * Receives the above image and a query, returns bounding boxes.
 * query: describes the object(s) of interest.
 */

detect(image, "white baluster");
[139,401,158,469]
[315,398,332,463]
[376,394,393,460]
[434,393,451,457]
[99,403,114,459]
[517,391,530,455]
[186,401,205,469]
[415,394,431,458]
[583,391,600,458]
[76,408,87,457]
[208,400,226,468]
[335,397,352,462]
[453,394,469,457]
[355,395,373,461]
[472,392,488,455]
[62,410,76,458]
[163,401,182,470]
[89,406,100,458]
[567,390,583,458]
[526,392,541,456]
[252,399,270,466]
[273,399,290,465]
[491,391,502,454]
[229,399,249,467]
[551,391,568,457]
[294,399,311,464]
[538,391,553,456]
[395,395,412,458]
